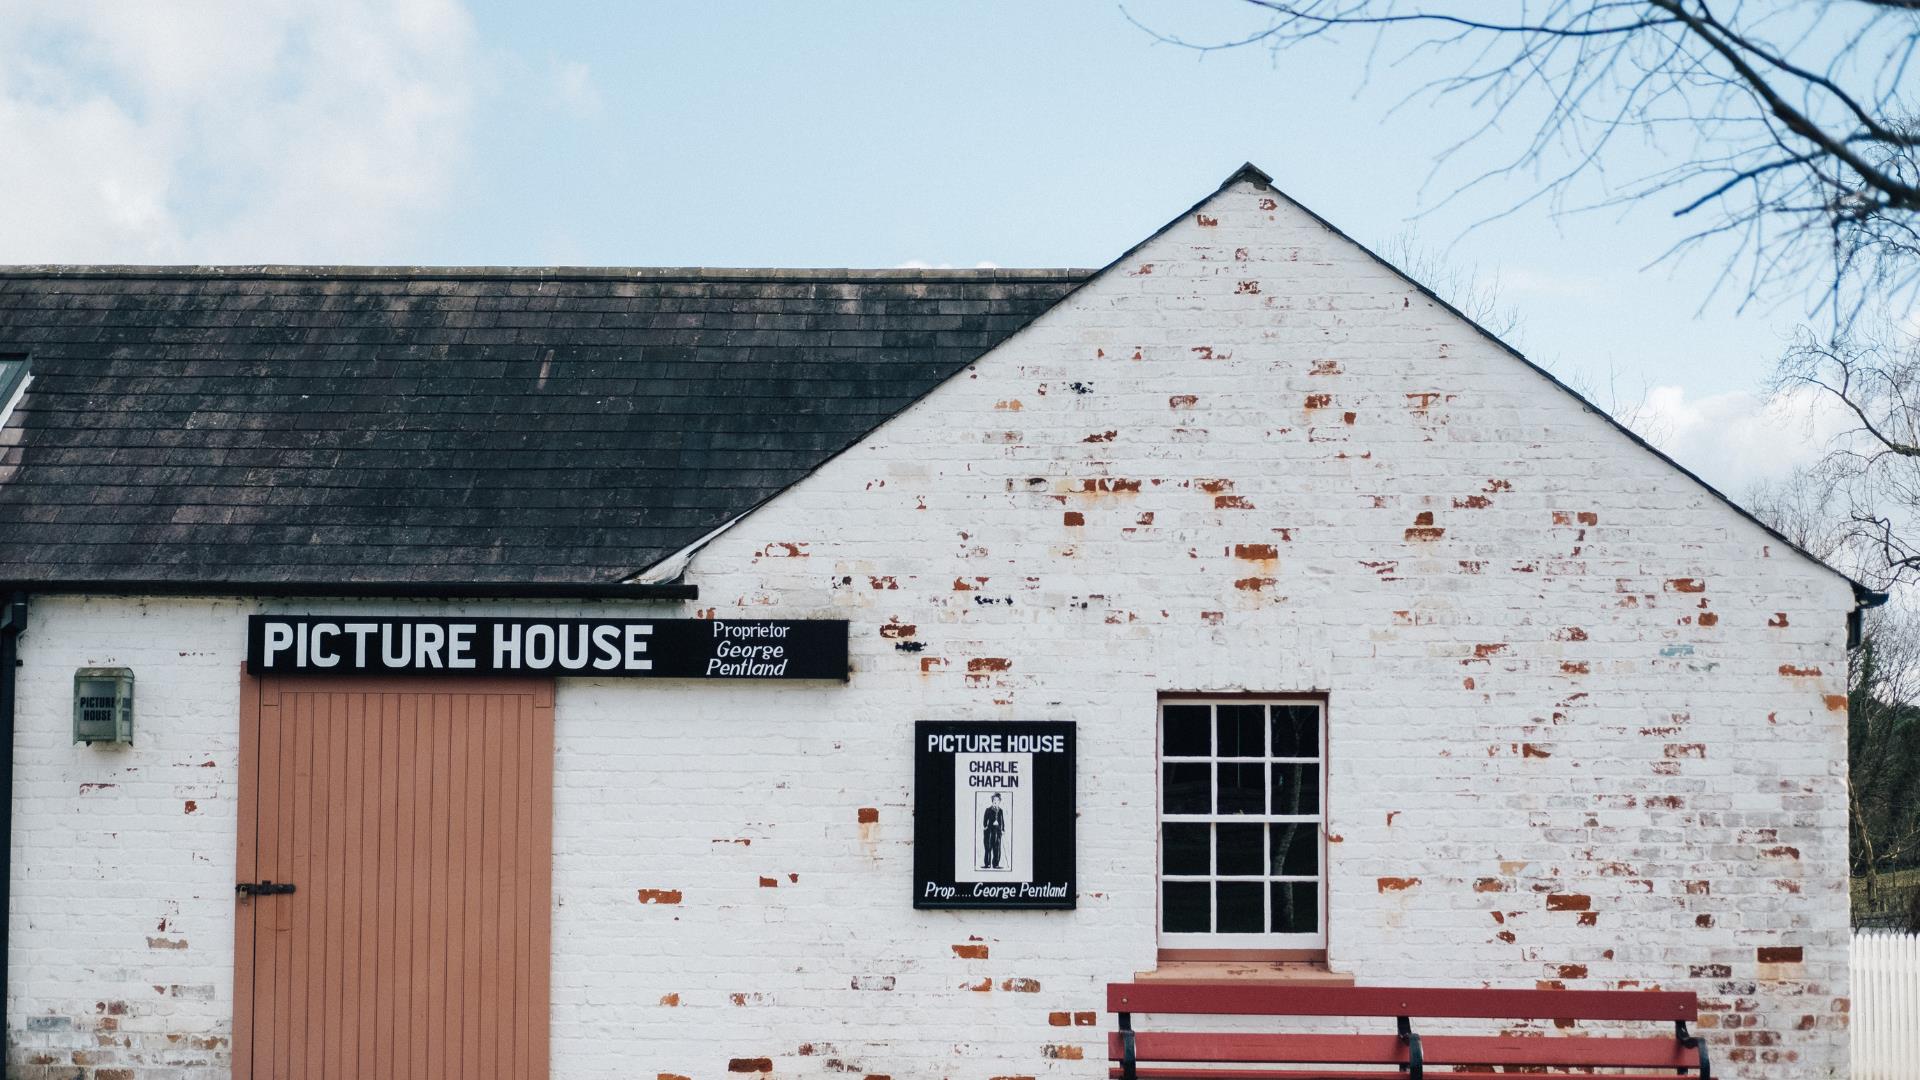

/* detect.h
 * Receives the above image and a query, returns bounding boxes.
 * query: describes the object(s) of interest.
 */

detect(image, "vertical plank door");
[234,674,554,1080]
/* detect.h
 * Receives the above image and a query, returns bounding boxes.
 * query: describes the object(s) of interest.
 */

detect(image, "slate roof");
[0,267,1089,589]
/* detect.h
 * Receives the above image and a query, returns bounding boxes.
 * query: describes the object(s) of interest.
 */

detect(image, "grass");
[1852,867,1920,927]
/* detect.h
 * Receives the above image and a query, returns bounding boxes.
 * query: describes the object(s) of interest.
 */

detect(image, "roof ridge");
[0,265,1096,283]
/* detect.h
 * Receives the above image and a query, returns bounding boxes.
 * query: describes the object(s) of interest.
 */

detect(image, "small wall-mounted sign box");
[73,668,134,746]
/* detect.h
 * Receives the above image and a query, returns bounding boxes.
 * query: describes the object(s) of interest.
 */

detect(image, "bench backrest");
[1107,982,1698,1022]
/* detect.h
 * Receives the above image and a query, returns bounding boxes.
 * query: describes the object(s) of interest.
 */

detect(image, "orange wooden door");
[234,674,554,1080]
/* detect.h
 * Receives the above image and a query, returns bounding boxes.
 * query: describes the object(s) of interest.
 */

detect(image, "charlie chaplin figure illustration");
[982,793,1006,869]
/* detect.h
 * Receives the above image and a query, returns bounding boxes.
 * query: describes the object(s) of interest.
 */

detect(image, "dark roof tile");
[0,266,1088,586]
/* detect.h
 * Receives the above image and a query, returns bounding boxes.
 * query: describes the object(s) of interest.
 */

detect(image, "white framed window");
[1158,696,1326,951]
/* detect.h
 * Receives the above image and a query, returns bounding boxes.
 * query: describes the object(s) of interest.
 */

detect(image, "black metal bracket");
[236,881,295,897]
[1397,1016,1424,1079]
[1119,1012,1136,1080]
[1676,1021,1710,1079]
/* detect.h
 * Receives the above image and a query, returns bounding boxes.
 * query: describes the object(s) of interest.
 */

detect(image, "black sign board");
[246,615,847,680]
[913,721,1075,910]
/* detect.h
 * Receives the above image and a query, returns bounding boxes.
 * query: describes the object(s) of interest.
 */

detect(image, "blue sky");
[0,1,1854,494]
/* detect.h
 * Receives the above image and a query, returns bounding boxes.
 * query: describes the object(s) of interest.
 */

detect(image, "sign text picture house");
[0,166,1872,1078]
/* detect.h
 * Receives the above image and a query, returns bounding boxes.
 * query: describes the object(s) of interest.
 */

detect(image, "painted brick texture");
[5,178,1853,1078]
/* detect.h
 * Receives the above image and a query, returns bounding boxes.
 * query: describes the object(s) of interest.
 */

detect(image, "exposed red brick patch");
[1062,511,1085,526]
[183,800,199,814]
[1377,877,1421,892]
[1075,478,1141,494]
[1547,894,1591,911]
[1779,664,1822,677]
[1691,963,1732,978]
[1234,577,1277,592]
[1551,627,1588,641]
[1758,946,1803,964]
[952,577,986,591]
[1001,978,1042,992]
[1342,411,1356,424]
[637,889,683,905]
[1083,430,1117,443]
[964,977,991,992]
[1200,611,1224,625]
[1761,845,1802,860]
[1048,1011,1071,1026]
[1169,394,1198,408]
[1684,880,1712,895]
[1310,360,1342,375]
[1474,643,1509,658]
[1304,393,1333,409]
[1560,661,1591,674]
[1577,912,1598,926]
[659,993,680,1006]
[952,944,989,959]
[993,399,1023,411]
[1405,527,1445,541]
[857,808,880,824]
[1234,543,1280,560]
[658,1074,690,1080]
[1413,511,1435,526]
[1521,743,1552,759]
[1825,694,1849,712]
[1696,611,1719,626]
[1452,494,1493,509]
[1196,213,1218,227]
[759,877,778,888]
[879,620,916,639]
[1216,495,1254,509]
[1666,578,1706,593]
[968,658,1012,672]
[727,1059,773,1073]
[762,542,808,558]
[1043,1045,1084,1060]
[1196,478,1234,493]
[1578,511,1598,525]
[1075,1011,1097,1026]
[1474,878,1509,893]
[1129,263,1154,276]
[1235,281,1261,295]
[1557,964,1588,979]
[1665,744,1706,759]
[1768,612,1790,627]
[920,657,946,674]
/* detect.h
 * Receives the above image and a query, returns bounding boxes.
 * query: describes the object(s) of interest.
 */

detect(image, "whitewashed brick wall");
[7,176,1854,1079]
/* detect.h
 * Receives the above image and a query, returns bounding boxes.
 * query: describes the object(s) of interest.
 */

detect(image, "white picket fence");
[1854,931,1920,1078]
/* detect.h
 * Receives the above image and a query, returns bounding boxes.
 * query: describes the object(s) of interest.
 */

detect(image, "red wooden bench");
[1107,982,1710,1079]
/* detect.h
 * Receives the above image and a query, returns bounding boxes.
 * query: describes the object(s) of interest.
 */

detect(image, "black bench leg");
[1397,1015,1423,1080]
[1676,1020,1710,1079]
[1119,1012,1136,1080]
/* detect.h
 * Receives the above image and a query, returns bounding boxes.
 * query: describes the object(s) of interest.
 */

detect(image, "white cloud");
[552,60,602,117]
[0,0,478,263]
[1627,383,1853,497]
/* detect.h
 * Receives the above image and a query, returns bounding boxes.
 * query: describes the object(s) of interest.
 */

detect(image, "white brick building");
[0,166,1867,1078]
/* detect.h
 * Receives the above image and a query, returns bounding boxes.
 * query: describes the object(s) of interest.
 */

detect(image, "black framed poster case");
[913,720,1076,910]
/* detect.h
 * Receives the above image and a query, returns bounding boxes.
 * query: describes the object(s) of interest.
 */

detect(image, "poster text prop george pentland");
[914,721,1075,910]
[246,616,848,680]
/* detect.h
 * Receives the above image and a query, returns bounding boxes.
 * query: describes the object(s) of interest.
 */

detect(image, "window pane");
[1163,763,1211,814]
[1163,881,1209,933]
[1272,881,1318,934]
[1217,881,1263,933]
[1270,822,1318,876]
[1217,823,1263,875]
[1216,762,1263,814]
[1163,705,1211,757]
[1271,762,1319,815]
[1272,704,1319,758]
[1216,704,1264,757]
[1162,823,1209,876]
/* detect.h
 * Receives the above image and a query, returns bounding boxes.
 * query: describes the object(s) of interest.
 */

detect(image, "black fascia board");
[0,579,699,601]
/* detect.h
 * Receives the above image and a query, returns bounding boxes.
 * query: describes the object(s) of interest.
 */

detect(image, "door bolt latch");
[235,881,295,897]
